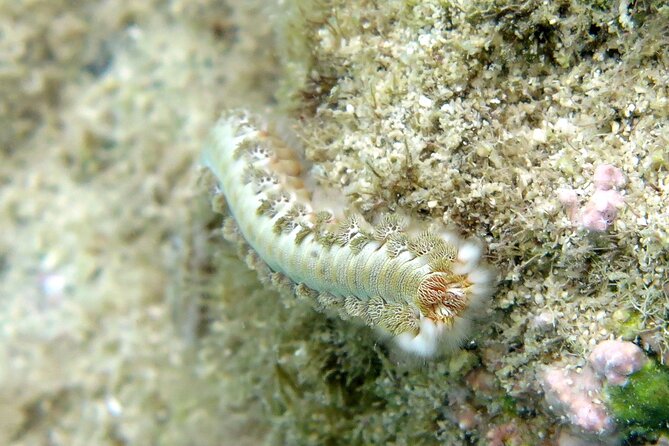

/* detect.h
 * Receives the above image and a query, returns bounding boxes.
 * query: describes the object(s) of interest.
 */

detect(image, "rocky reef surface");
[1,1,667,445]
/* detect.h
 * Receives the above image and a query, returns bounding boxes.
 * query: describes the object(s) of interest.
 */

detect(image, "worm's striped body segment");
[202,112,494,357]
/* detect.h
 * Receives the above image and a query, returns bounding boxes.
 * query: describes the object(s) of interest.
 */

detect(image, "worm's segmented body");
[202,111,494,357]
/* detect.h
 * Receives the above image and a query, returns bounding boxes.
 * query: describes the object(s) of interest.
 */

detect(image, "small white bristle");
[453,242,482,275]
[468,266,493,285]
[473,280,493,294]
[458,242,482,264]
[394,318,442,357]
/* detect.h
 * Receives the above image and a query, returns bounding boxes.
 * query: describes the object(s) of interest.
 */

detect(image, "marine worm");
[201,111,494,357]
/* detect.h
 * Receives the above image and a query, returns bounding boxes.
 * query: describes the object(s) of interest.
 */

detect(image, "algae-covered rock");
[606,360,669,438]
[2,0,668,445]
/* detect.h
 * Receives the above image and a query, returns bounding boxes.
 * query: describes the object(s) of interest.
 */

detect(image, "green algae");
[606,360,669,437]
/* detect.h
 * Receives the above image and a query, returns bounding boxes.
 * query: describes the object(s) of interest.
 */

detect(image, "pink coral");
[541,341,650,437]
[588,340,647,386]
[558,164,625,232]
[593,164,625,190]
[580,189,625,232]
[541,366,614,434]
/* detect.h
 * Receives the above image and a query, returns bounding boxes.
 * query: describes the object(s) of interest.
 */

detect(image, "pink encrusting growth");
[592,164,625,191]
[541,366,614,434]
[558,164,625,232]
[541,340,649,436]
[588,340,647,386]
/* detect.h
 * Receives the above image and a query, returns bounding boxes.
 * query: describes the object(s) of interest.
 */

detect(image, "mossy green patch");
[605,360,669,437]
[608,309,644,341]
